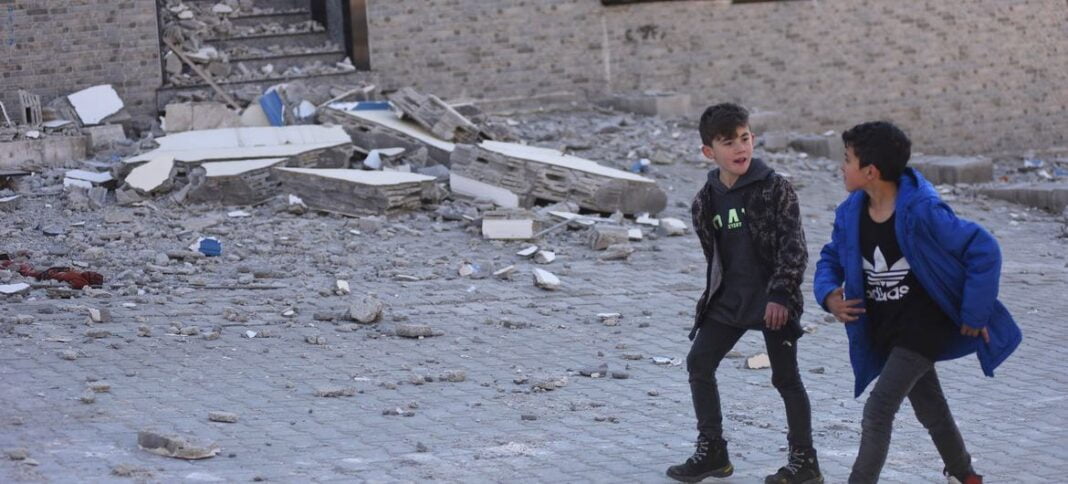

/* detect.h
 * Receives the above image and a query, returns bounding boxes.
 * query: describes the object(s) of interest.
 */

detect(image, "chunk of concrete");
[83,124,126,152]
[746,353,771,370]
[533,250,556,264]
[0,136,88,170]
[910,155,993,185]
[275,168,436,216]
[482,218,534,240]
[67,85,124,125]
[981,183,1068,213]
[137,430,219,460]
[482,209,536,240]
[349,296,384,324]
[590,226,630,250]
[124,156,176,195]
[164,102,241,133]
[658,218,688,236]
[599,244,635,261]
[532,268,561,290]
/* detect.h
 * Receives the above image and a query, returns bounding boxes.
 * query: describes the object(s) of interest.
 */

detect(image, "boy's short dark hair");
[699,103,749,147]
[842,121,912,182]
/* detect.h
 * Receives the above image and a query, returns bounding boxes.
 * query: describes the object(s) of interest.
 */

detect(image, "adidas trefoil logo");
[864,247,911,301]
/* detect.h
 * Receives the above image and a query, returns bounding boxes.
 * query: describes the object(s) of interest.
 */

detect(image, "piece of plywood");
[67,85,124,125]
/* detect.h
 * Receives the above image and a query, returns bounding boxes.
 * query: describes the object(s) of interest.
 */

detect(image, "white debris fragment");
[746,353,771,369]
[67,84,124,125]
[532,268,561,290]
[533,250,556,264]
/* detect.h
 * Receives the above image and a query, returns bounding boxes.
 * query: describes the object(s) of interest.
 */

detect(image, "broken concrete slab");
[516,245,539,258]
[597,91,693,118]
[981,183,1068,213]
[320,104,456,166]
[64,169,114,189]
[0,136,88,170]
[125,156,177,195]
[164,102,241,133]
[275,168,437,216]
[482,210,537,240]
[67,85,124,125]
[910,155,993,185]
[590,226,630,250]
[387,87,481,143]
[83,124,126,153]
[532,268,561,290]
[185,158,287,205]
[137,430,219,460]
[450,141,667,215]
[450,173,520,208]
[124,126,353,171]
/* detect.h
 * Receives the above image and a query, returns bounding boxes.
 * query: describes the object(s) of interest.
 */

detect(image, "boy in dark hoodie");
[668,103,821,484]
[814,121,1021,483]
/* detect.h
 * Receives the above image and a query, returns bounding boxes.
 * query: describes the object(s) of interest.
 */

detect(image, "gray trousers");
[849,347,974,483]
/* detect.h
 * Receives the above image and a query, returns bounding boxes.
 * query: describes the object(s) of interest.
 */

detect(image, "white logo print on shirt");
[864,247,911,301]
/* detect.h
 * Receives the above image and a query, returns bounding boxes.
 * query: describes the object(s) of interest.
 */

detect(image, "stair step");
[204,31,332,51]
[182,0,306,11]
[157,70,375,112]
[230,50,348,73]
[229,10,311,28]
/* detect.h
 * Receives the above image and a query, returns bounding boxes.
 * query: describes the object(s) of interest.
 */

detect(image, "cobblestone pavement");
[2,110,1066,483]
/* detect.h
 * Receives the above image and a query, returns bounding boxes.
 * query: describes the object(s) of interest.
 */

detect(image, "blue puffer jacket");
[814,168,1022,397]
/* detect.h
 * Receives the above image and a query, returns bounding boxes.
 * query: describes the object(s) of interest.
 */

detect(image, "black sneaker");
[666,434,733,482]
[764,446,823,484]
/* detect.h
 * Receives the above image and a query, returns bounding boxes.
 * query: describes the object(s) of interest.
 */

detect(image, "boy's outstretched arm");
[922,199,1002,332]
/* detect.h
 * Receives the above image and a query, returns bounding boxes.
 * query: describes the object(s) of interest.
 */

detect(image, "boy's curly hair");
[842,121,912,182]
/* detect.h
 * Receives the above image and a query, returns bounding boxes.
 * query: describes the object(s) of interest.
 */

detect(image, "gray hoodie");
[703,158,775,329]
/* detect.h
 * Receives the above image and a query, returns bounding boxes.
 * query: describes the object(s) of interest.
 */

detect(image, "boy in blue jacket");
[814,121,1022,484]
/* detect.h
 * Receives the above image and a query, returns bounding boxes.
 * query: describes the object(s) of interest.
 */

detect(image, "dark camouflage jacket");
[689,168,807,340]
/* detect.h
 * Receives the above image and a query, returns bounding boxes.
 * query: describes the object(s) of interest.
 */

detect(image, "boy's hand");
[961,324,990,343]
[825,287,865,323]
[764,302,789,330]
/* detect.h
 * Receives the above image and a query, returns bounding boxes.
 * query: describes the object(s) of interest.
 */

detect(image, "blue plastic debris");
[349,101,392,111]
[630,158,651,174]
[260,91,285,127]
[190,237,221,257]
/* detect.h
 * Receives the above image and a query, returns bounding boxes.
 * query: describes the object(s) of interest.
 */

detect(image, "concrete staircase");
[156,0,371,111]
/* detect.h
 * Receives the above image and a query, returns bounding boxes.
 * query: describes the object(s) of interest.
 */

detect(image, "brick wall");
[364,0,1068,155]
[0,0,161,122]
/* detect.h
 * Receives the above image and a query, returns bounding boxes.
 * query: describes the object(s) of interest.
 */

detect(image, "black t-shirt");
[707,187,770,330]
[860,204,956,359]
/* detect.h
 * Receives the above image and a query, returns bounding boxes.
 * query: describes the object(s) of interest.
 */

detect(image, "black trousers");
[687,321,813,448]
